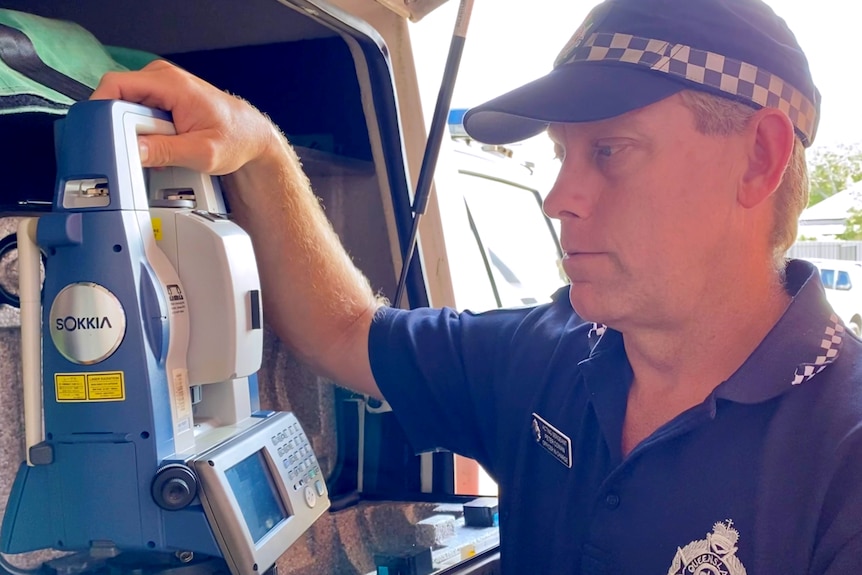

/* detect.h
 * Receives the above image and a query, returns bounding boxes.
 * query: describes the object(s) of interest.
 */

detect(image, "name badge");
[531,413,572,468]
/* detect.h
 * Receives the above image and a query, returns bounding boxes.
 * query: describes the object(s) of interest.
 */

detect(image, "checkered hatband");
[557,32,817,146]
[791,315,843,386]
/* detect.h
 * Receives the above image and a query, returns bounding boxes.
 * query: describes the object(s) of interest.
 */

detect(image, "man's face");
[544,93,752,331]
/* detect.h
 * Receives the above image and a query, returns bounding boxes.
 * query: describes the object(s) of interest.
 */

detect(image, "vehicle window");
[836,270,852,290]
[820,268,836,289]
[461,173,566,309]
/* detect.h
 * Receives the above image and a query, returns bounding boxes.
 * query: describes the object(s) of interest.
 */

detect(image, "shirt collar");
[714,259,845,404]
[580,259,844,405]
[578,326,630,465]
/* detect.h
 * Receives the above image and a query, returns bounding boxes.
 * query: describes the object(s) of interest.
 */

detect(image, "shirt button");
[605,493,620,509]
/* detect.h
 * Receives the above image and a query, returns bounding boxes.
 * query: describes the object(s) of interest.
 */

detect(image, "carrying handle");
[56,100,225,214]
[119,105,227,213]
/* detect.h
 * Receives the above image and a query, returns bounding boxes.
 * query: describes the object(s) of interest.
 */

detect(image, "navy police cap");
[462,0,821,147]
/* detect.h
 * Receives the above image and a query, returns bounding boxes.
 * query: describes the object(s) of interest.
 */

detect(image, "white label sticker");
[172,368,192,431]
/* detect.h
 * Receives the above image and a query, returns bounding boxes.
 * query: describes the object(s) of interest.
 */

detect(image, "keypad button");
[304,486,316,508]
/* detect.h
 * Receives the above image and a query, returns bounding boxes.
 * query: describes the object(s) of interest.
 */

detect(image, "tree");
[837,207,862,240]
[807,143,862,207]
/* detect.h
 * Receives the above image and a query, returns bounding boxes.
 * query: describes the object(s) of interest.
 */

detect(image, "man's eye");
[594,145,616,159]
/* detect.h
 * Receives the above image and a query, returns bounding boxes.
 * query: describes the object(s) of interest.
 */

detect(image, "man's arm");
[92,60,384,398]
[222,137,385,397]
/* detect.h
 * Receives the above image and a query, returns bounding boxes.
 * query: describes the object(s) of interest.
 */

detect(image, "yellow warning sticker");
[55,374,86,401]
[152,217,163,241]
[55,371,125,402]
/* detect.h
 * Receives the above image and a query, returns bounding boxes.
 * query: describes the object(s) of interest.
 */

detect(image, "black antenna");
[392,0,475,309]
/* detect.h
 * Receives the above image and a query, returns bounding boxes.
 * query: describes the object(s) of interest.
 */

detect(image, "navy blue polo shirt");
[369,260,862,574]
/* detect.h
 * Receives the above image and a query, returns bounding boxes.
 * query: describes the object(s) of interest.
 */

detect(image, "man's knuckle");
[186,138,219,173]
[95,70,120,89]
[149,139,173,167]
[147,59,172,71]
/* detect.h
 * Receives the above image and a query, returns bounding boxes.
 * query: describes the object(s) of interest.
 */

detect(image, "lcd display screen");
[225,450,288,543]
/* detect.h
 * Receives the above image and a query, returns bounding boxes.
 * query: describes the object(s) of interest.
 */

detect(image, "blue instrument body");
[1,100,222,556]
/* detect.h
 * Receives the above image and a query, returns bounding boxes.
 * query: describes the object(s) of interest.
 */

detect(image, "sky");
[408,0,862,159]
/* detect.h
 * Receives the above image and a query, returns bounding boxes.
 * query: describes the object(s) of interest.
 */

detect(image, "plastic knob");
[152,464,198,510]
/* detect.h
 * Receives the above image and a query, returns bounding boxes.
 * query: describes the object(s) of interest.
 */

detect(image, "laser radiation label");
[49,282,126,365]
[55,371,125,402]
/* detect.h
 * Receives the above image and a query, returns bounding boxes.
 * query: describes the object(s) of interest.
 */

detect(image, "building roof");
[800,180,862,223]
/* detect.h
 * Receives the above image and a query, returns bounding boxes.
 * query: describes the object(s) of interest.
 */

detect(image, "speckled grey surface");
[0,217,26,329]
[0,291,67,569]
[276,500,448,575]
[0,216,35,566]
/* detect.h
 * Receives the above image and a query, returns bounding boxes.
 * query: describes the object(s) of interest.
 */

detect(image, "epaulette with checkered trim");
[791,314,844,386]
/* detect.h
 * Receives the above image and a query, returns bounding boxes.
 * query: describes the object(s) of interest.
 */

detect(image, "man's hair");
[679,90,808,272]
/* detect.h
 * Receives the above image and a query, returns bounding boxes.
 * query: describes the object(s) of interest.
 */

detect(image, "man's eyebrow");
[547,110,656,142]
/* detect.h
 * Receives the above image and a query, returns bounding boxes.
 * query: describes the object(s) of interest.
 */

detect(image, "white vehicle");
[435,112,566,313]
[806,258,862,335]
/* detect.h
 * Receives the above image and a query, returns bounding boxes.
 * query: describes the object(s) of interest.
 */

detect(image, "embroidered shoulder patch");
[667,520,747,575]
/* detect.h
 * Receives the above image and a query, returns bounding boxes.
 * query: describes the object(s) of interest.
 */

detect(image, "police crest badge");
[667,520,747,575]
[553,2,612,69]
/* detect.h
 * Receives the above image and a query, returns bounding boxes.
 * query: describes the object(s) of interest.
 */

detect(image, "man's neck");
[619,269,791,455]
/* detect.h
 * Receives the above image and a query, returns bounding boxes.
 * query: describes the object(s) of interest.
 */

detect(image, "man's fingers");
[91,60,270,175]
[91,61,179,110]
[139,133,220,174]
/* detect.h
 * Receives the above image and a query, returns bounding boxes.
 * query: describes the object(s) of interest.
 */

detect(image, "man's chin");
[568,293,610,326]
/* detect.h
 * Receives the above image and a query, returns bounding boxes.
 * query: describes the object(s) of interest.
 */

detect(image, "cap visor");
[463,62,687,145]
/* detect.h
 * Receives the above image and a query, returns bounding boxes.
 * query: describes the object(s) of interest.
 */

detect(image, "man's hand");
[92,59,383,399]
[91,60,276,175]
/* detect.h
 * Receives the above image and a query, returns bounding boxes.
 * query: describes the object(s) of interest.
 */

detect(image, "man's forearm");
[221,128,383,397]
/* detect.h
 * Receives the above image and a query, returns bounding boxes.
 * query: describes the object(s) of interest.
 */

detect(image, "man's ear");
[738,108,795,209]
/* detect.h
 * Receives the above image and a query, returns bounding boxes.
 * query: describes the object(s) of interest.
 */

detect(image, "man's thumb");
[137,133,201,171]
[137,134,177,168]
[138,138,150,164]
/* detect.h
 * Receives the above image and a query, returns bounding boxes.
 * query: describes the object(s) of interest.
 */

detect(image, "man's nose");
[542,162,599,221]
